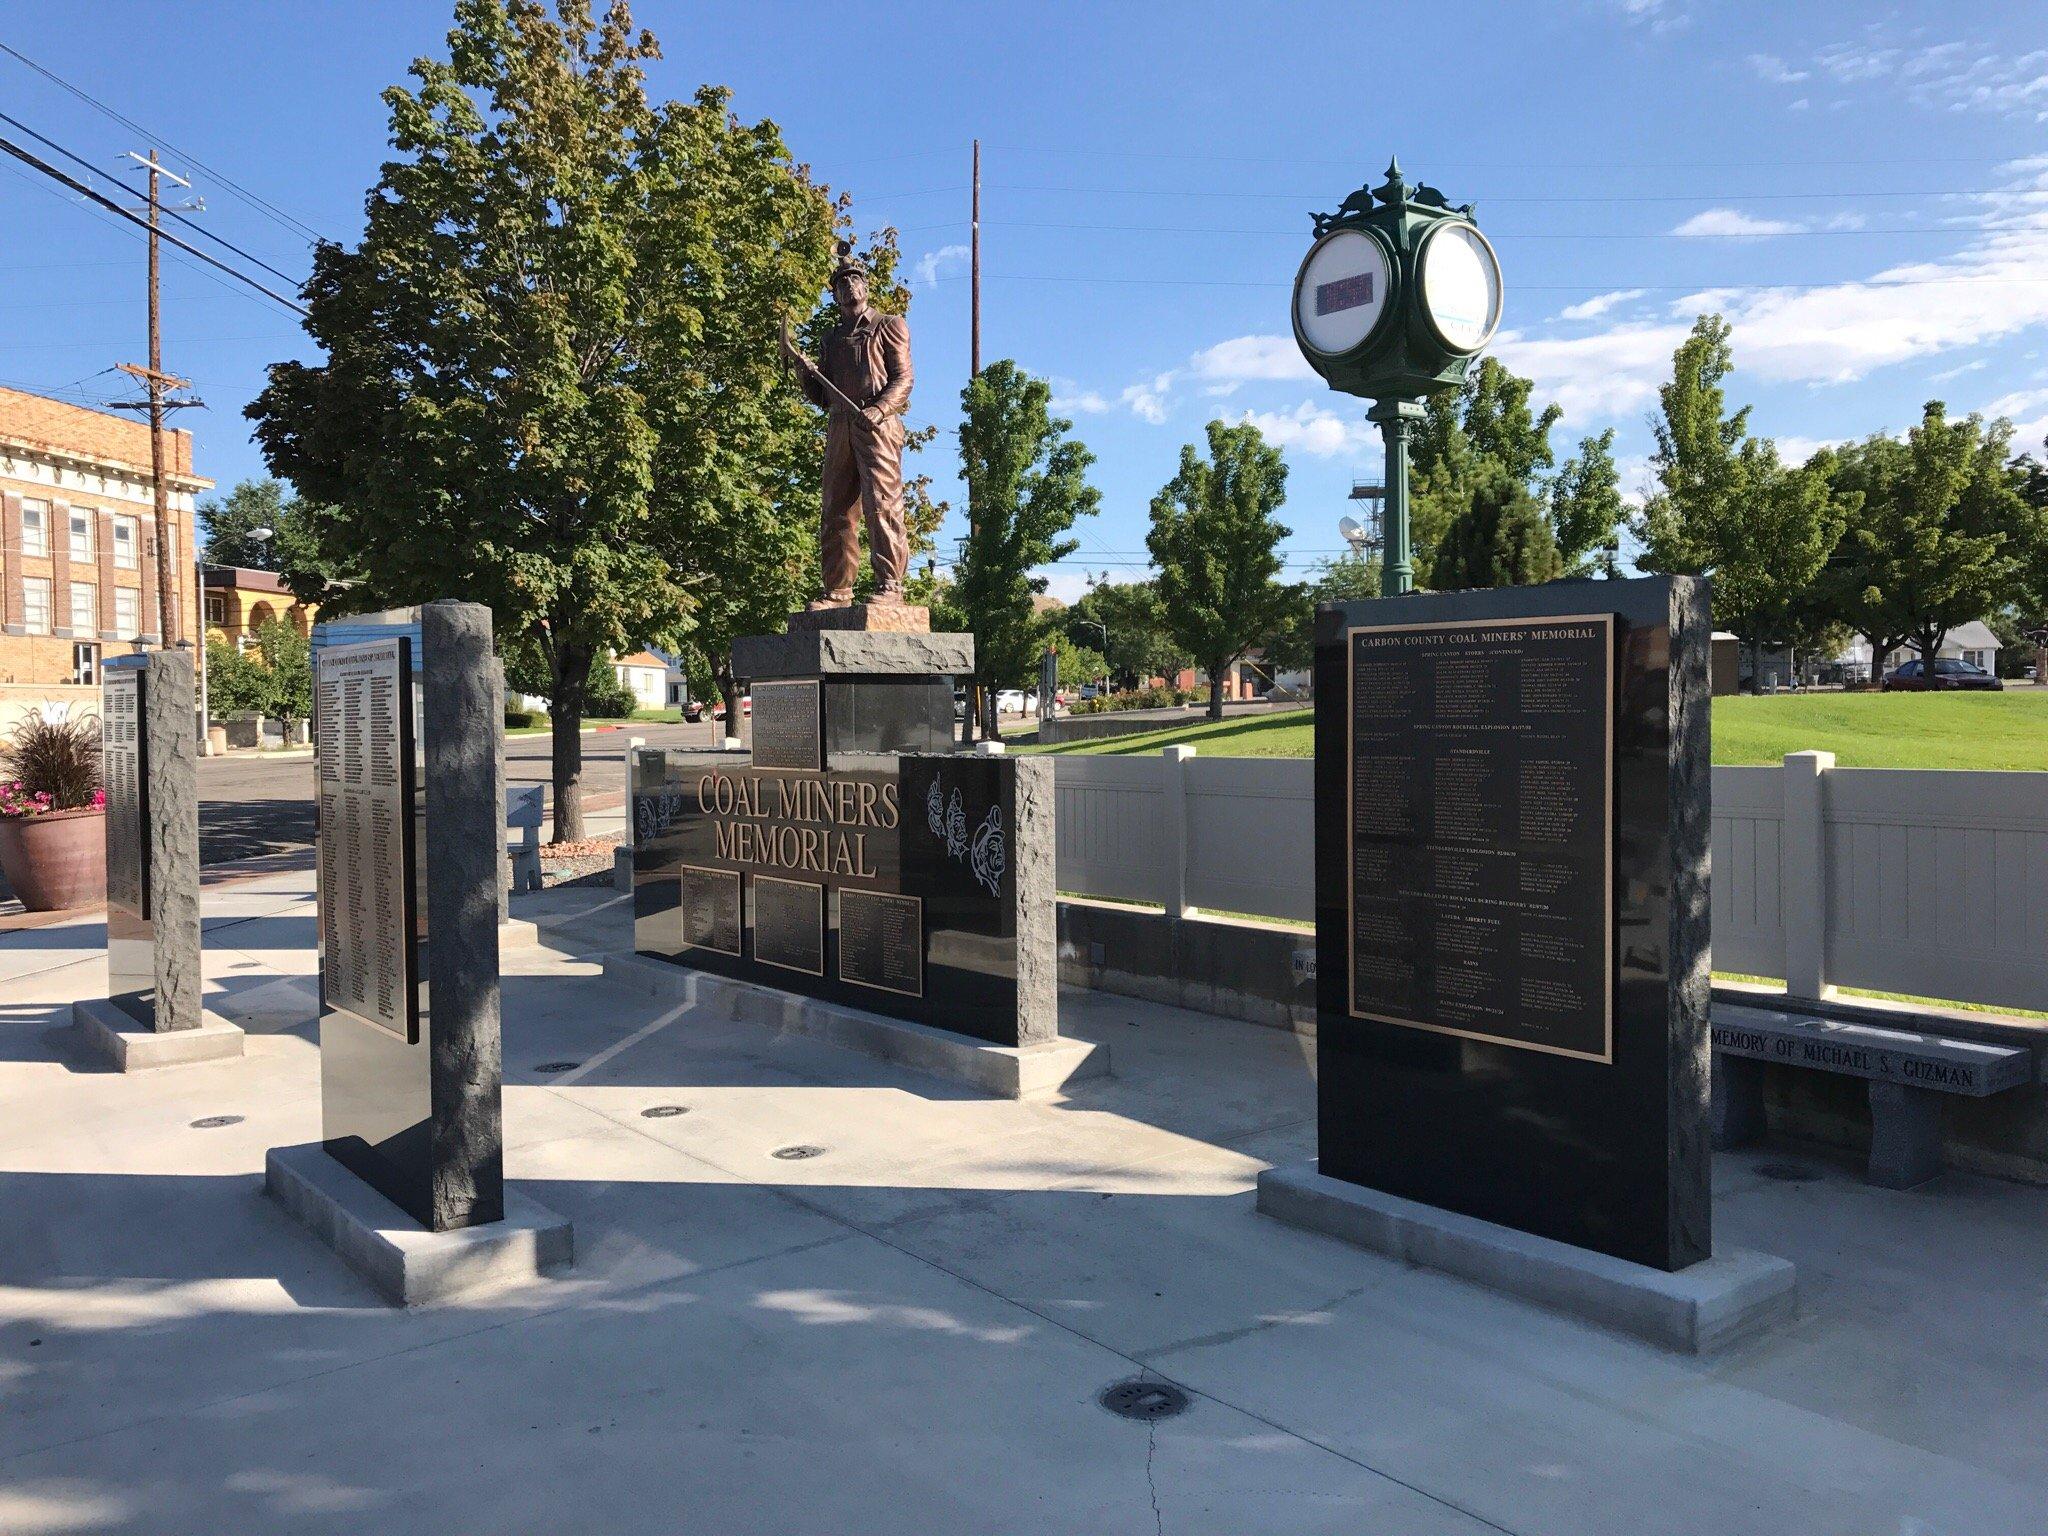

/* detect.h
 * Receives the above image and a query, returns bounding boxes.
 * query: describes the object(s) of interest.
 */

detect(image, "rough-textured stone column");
[142,649,201,1030]
[421,601,506,1229]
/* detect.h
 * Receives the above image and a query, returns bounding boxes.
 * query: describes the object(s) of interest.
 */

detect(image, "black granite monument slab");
[312,602,504,1233]
[1312,575,1710,1271]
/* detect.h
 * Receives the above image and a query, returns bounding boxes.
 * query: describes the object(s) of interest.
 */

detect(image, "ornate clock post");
[1291,158,1503,596]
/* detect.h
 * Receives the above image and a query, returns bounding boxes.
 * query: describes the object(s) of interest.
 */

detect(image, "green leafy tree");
[252,618,313,720]
[1409,357,1562,581]
[199,480,292,570]
[1044,631,1107,695]
[1434,469,1565,590]
[955,360,1100,733]
[1635,315,1848,680]
[248,0,694,839]
[1265,550,1379,673]
[1548,429,1624,577]
[1833,403,2037,680]
[203,636,269,716]
[1062,579,1183,690]
[1147,420,1294,721]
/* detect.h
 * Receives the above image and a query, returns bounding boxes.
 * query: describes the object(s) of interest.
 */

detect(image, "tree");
[1548,429,1624,577]
[249,1,852,840]
[1634,314,1848,681]
[955,360,1100,731]
[252,618,314,720]
[199,480,293,570]
[1434,469,1564,590]
[1265,550,1379,673]
[1147,419,1294,721]
[1044,630,1107,695]
[1832,403,2038,682]
[203,636,268,716]
[1062,579,1183,690]
[1409,356,1563,584]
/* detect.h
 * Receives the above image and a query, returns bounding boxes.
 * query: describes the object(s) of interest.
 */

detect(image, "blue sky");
[3,1,2046,598]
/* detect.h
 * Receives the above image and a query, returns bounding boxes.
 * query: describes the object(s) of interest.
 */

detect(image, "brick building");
[0,386,208,722]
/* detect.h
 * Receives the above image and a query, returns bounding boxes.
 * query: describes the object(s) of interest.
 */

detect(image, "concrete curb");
[602,950,1109,1100]
[265,1142,573,1307]
[73,997,245,1070]
[1256,1161,1798,1355]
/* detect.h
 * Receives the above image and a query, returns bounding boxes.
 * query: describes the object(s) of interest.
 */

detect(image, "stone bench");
[1711,1004,2033,1188]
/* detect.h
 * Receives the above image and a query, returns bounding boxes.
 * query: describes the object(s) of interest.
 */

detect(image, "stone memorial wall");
[1313,576,1711,1272]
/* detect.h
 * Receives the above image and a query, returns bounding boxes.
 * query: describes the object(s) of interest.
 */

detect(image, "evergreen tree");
[1433,469,1564,590]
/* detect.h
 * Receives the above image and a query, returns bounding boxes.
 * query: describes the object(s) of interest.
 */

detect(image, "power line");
[0,110,306,288]
[987,181,2014,204]
[0,130,308,315]
[0,41,327,245]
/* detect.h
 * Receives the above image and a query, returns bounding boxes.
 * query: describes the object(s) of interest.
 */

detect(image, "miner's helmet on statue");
[831,242,867,293]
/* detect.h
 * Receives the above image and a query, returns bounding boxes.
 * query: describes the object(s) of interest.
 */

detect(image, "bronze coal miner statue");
[780,243,914,608]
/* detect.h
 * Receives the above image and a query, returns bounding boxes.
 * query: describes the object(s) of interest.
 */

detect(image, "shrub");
[0,710,104,814]
[505,707,550,729]
[583,676,639,719]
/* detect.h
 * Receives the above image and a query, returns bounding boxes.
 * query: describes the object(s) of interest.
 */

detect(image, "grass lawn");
[1020,688,2048,769]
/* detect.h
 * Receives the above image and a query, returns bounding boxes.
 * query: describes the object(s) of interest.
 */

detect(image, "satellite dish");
[1338,516,1364,541]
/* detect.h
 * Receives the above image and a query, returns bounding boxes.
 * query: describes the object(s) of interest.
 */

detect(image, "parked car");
[682,699,706,722]
[1881,659,2004,692]
[710,695,753,718]
[1077,683,1101,702]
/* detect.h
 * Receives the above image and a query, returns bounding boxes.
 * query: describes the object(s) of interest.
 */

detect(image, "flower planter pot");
[0,807,107,912]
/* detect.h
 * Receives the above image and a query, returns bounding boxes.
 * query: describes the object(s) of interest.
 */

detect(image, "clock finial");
[1375,157,1409,208]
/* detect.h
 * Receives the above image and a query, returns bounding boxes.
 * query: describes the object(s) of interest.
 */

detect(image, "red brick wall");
[0,386,192,478]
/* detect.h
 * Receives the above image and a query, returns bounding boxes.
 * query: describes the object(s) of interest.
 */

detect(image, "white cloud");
[1050,389,1112,415]
[1982,387,2048,424]
[1236,402,1372,458]
[1187,334,1317,384]
[1930,358,1987,382]
[913,243,969,287]
[1773,435,1843,466]
[1121,371,1177,425]
[1671,208,1806,238]
[1810,36,2048,122]
[1747,53,1809,85]
[1787,98,1811,112]
[1496,158,2048,428]
[1558,288,1646,321]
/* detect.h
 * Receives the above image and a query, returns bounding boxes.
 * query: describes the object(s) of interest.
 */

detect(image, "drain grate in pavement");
[533,1061,581,1075]
[1099,1379,1190,1422]
[190,1115,244,1130]
[771,1144,826,1161]
[641,1104,689,1119]
[1757,1162,1821,1182]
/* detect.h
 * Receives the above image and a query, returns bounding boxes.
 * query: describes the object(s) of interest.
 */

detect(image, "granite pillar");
[76,648,243,1068]
[308,601,507,1233]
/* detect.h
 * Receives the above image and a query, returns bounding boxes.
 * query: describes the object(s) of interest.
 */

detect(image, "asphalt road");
[198,720,720,866]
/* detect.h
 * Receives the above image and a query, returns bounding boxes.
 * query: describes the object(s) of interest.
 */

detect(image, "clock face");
[1419,222,1502,353]
[1294,229,1392,357]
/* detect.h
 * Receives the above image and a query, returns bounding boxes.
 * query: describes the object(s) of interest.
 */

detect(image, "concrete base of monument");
[500,916,541,950]
[602,950,1108,1099]
[265,1141,573,1307]
[1256,1161,1798,1355]
[73,996,246,1071]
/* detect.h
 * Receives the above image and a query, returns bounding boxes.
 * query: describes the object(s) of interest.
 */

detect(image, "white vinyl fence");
[1053,746,2048,1017]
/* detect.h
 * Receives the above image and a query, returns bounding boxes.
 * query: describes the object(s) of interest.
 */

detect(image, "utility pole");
[970,139,981,378]
[114,151,198,649]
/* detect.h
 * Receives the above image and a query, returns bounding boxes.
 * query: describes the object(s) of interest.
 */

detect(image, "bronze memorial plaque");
[102,665,149,921]
[315,636,419,1043]
[838,887,924,997]
[1347,614,1614,1062]
[751,874,824,975]
[749,679,822,772]
[677,864,742,956]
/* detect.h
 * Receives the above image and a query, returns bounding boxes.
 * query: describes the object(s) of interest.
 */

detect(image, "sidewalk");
[4,880,2047,1533]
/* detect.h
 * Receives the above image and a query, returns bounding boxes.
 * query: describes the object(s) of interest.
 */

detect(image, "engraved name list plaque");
[315,636,420,1042]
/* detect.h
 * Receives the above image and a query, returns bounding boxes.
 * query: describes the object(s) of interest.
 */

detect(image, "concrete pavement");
[5,877,2048,1532]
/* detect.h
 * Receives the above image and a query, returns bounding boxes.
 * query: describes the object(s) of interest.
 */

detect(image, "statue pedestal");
[732,609,971,767]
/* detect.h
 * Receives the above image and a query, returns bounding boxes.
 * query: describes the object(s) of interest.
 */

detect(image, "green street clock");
[1292,158,1503,593]
[1291,158,1502,398]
